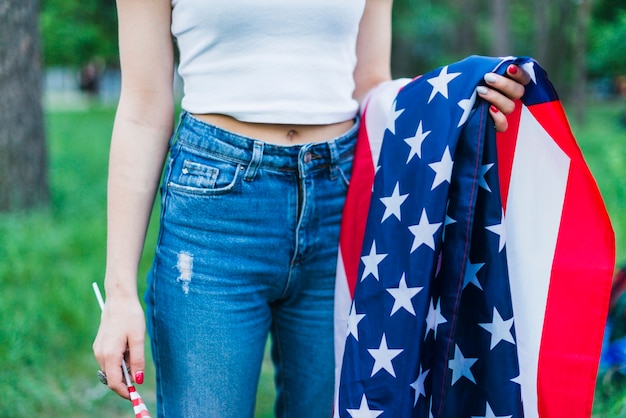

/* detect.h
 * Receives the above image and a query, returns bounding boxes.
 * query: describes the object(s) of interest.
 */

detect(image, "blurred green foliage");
[594,0,626,22]
[40,0,118,66]
[590,11,626,77]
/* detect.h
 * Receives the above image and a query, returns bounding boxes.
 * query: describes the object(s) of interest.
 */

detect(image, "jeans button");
[304,151,312,163]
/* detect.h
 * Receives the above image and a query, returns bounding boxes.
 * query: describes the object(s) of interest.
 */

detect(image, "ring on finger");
[97,369,108,385]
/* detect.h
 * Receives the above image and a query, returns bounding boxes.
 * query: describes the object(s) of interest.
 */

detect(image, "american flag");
[334,56,615,417]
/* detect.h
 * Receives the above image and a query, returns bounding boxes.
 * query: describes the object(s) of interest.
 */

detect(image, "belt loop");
[297,144,310,179]
[169,111,187,147]
[328,140,339,180]
[244,140,264,181]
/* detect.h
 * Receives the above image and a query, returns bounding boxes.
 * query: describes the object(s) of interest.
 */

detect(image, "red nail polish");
[490,105,499,113]
[508,65,519,75]
[135,371,144,385]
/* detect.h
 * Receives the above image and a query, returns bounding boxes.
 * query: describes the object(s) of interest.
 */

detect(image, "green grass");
[0,100,624,416]
[0,107,134,417]
[0,107,278,417]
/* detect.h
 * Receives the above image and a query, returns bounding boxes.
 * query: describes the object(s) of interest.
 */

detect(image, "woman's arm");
[355,0,530,131]
[93,0,174,399]
[353,0,393,104]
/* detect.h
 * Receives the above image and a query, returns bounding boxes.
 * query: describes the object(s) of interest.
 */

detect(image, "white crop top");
[171,0,366,124]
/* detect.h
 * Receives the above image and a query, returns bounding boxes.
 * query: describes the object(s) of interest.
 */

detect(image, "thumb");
[128,334,146,385]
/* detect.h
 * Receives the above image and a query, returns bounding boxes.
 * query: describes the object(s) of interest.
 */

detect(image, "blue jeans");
[145,113,358,418]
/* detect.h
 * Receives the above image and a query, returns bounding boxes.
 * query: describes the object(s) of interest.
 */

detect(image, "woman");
[93,0,527,416]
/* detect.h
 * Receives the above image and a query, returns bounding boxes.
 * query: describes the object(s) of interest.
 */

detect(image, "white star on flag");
[479,163,494,192]
[427,65,462,103]
[360,241,387,281]
[457,89,477,127]
[347,394,384,418]
[408,209,442,253]
[368,334,403,377]
[428,146,454,190]
[448,344,478,385]
[429,397,434,418]
[462,260,485,290]
[404,121,431,162]
[410,365,430,406]
[424,297,447,340]
[521,61,537,84]
[479,307,516,350]
[380,182,408,222]
[443,201,457,242]
[445,214,457,228]
[471,402,513,418]
[347,301,366,341]
[485,209,506,252]
[386,273,423,316]
[386,101,405,135]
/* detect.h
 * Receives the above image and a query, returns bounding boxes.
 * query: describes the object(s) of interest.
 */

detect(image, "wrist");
[103,273,139,300]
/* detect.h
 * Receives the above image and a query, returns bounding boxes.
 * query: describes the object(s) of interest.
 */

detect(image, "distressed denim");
[145,112,358,418]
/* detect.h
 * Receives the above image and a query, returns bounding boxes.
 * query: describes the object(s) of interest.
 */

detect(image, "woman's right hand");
[93,293,146,399]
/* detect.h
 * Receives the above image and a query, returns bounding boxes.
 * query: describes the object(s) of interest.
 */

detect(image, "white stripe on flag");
[505,104,570,418]
[334,248,351,394]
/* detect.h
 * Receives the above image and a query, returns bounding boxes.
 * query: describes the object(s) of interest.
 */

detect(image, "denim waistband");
[173,112,359,173]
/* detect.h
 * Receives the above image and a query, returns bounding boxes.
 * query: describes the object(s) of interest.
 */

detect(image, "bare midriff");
[192,113,355,145]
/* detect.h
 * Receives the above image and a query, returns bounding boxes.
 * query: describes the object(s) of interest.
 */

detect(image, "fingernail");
[484,73,498,84]
[135,371,144,385]
[490,105,499,113]
[477,86,489,95]
[508,65,519,75]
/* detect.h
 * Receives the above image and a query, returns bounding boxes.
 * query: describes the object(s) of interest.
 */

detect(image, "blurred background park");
[0,0,625,416]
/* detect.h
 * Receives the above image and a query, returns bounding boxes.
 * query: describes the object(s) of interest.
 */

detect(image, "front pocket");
[167,147,244,196]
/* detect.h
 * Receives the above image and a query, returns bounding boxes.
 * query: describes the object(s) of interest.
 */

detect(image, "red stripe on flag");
[339,110,376,297]
[525,101,615,417]
[496,99,522,211]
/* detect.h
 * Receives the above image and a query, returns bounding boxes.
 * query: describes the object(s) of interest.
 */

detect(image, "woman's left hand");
[478,64,532,132]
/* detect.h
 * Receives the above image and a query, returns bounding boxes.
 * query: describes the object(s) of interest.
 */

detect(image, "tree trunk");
[491,0,511,56]
[533,0,550,67]
[456,0,480,56]
[554,0,577,99]
[573,0,593,125]
[0,0,48,211]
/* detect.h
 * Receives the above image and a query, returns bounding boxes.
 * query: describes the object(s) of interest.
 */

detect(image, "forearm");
[104,96,173,298]
[353,0,393,105]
